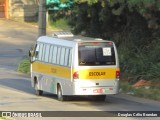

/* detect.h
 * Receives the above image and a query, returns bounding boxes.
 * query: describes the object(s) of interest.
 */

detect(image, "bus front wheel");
[35,82,43,96]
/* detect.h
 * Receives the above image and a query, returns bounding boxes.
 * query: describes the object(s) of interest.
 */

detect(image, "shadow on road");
[1,77,160,111]
[0,78,108,103]
[0,78,34,94]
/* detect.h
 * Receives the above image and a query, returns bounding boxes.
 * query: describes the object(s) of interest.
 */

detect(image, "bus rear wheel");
[35,82,43,96]
[57,85,69,101]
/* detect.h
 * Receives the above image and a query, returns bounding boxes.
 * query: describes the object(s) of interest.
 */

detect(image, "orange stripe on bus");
[73,68,120,80]
[32,61,71,79]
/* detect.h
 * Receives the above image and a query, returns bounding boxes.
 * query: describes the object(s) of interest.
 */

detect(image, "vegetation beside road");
[0,117,13,120]
[120,81,160,101]
[17,57,30,74]
[68,0,160,83]
[47,0,160,83]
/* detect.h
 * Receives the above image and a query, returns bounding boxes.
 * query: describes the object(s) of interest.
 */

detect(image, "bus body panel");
[71,67,120,95]
[30,35,120,98]
[73,67,119,80]
[73,79,119,95]
[31,71,74,95]
[32,61,71,79]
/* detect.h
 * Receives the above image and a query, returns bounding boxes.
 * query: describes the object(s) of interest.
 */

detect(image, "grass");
[120,81,160,101]
[17,58,30,74]
[47,18,71,31]
[0,117,13,120]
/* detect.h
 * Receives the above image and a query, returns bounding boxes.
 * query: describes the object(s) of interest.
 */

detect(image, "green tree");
[68,0,160,82]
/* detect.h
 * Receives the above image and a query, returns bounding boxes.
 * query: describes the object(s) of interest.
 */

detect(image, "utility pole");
[38,0,46,37]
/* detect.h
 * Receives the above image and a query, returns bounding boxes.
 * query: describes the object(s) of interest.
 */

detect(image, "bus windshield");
[78,42,116,66]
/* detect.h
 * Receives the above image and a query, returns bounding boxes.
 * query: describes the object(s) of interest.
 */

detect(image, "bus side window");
[68,49,72,67]
[34,44,39,60]
[57,46,61,65]
[44,44,50,63]
[60,47,65,66]
[64,48,69,66]
[42,44,47,62]
[38,43,44,61]
[49,45,53,63]
[52,46,58,64]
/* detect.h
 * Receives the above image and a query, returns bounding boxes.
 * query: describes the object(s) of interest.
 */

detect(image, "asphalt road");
[0,19,159,120]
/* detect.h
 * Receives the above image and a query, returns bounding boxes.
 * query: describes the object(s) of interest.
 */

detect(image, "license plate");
[93,88,103,93]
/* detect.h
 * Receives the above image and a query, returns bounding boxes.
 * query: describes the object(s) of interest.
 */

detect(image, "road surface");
[0,19,159,120]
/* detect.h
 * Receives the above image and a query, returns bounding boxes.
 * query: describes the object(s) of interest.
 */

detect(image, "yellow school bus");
[29,33,120,101]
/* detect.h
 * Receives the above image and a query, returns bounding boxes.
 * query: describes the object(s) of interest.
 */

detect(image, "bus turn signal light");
[116,71,120,79]
[73,71,79,79]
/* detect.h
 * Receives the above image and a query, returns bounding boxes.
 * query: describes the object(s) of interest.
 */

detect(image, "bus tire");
[57,85,68,101]
[35,82,43,96]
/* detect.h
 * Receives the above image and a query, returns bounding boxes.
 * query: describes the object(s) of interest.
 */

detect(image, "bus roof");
[37,36,112,47]
[37,36,76,47]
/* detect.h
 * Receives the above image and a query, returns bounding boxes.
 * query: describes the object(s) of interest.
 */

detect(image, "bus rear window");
[78,42,116,66]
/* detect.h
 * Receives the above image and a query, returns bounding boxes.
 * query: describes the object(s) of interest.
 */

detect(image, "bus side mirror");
[29,50,34,57]
[29,50,38,63]
[29,49,35,63]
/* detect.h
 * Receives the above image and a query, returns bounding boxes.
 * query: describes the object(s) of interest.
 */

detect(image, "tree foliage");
[49,0,160,81]
[66,0,160,81]
[72,0,160,29]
